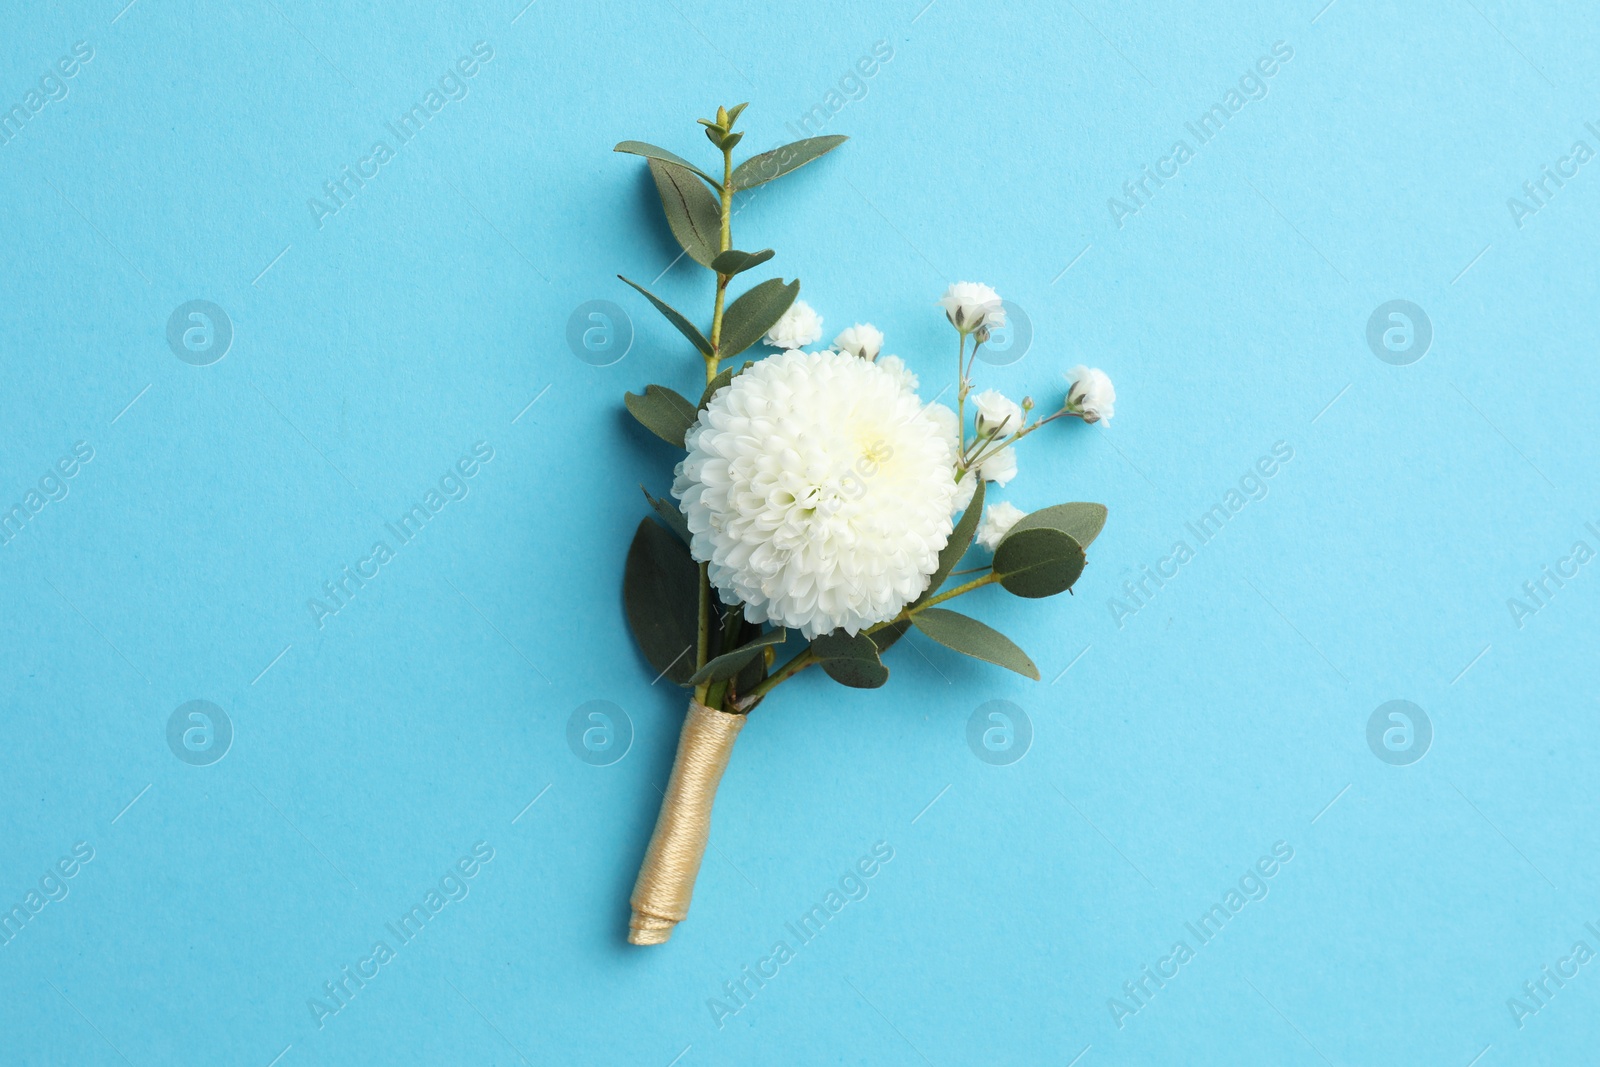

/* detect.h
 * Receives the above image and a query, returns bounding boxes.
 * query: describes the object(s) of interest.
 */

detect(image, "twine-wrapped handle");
[628,702,746,945]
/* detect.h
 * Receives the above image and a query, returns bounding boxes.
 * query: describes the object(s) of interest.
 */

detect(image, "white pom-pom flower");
[976,502,1028,551]
[764,300,823,349]
[674,349,959,638]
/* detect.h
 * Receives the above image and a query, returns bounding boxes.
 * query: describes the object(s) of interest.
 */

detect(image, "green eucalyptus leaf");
[1007,502,1107,549]
[623,518,700,686]
[725,102,749,126]
[820,656,889,688]
[733,644,766,695]
[614,141,716,186]
[618,276,712,355]
[732,135,849,191]
[915,479,985,607]
[868,619,911,655]
[710,248,775,276]
[700,367,735,408]
[624,385,698,448]
[641,486,690,546]
[729,618,767,695]
[911,608,1040,680]
[716,595,743,653]
[811,630,889,688]
[647,158,721,268]
[699,361,754,409]
[992,528,1085,598]
[686,628,787,686]
[719,278,799,359]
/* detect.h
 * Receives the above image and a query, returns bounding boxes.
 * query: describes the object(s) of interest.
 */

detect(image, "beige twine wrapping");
[628,702,746,945]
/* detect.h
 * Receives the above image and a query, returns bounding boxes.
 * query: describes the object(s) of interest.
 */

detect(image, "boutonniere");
[614,104,1116,944]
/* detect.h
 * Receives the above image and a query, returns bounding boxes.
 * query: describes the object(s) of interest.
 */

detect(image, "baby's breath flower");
[764,300,823,349]
[832,323,884,360]
[978,445,1018,486]
[973,390,1024,437]
[1065,365,1116,424]
[976,502,1028,551]
[939,282,1005,334]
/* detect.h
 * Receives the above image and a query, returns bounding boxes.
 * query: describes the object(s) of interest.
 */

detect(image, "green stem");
[705,605,742,709]
[744,568,1002,711]
[696,133,738,708]
[706,142,734,381]
[694,563,710,704]
[736,649,815,710]
[913,571,1001,612]
[865,572,1001,634]
[961,409,1080,476]
[735,571,1001,711]
[955,331,968,454]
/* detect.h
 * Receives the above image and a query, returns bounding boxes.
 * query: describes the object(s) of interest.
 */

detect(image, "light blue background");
[3,0,1597,1064]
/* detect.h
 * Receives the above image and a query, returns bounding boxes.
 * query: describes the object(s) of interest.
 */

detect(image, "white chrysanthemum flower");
[1066,365,1115,423]
[939,282,1005,334]
[833,323,884,361]
[973,389,1024,437]
[978,445,1017,486]
[674,349,958,638]
[765,300,823,349]
[976,502,1028,551]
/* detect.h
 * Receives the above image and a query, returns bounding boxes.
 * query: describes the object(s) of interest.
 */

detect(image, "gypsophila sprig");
[611,106,1117,946]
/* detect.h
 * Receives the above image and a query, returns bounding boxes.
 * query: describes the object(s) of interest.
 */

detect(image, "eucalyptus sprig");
[615,105,848,712]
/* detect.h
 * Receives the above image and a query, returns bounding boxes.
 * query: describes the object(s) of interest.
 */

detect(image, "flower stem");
[696,132,739,707]
[733,571,1001,711]
[706,141,734,382]
[961,409,1081,475]
[912,571,1002,613]
[865,572,1001,634]
[955,331,968,454]
[694,563,711,705]
[736,649,814,710]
